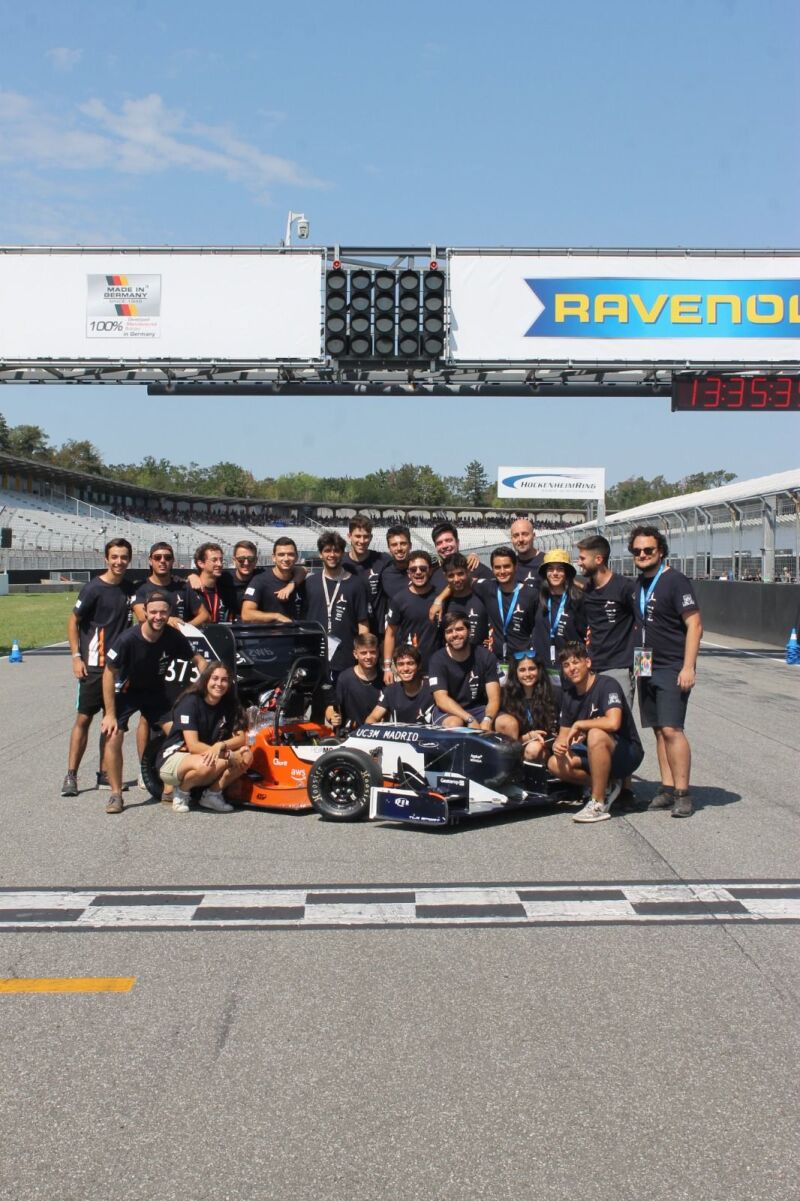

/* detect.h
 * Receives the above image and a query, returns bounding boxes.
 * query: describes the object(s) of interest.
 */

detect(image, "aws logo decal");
[523,278,800,338]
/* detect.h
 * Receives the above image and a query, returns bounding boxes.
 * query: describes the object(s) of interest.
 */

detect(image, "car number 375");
[164,659,201,684]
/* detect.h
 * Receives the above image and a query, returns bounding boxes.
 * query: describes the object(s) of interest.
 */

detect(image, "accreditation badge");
[633,646,653,678]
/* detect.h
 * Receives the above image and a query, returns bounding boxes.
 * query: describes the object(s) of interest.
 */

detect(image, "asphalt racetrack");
[1,637,799,1201]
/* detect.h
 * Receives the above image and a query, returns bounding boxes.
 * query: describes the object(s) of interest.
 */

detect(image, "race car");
[306,723,558,827]
[140,619,560,827]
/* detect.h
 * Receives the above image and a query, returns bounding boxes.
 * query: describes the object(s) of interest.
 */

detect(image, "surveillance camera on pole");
[284,211,310,246]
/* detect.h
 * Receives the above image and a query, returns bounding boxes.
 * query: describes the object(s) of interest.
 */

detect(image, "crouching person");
[157,663,252,814]
[548,641,644,824]
[495,650,558,763]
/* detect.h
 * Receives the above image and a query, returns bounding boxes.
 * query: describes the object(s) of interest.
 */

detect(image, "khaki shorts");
[159,751,191,789]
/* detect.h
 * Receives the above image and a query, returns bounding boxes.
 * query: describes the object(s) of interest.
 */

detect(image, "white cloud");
[47,47,83,71]
[0,91,326,195]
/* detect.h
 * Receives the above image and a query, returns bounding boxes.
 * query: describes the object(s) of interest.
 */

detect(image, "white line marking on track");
[0,883,798,930]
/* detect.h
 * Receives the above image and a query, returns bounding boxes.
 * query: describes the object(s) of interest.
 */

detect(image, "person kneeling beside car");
[547,641,644,825]
[157,662,252,814]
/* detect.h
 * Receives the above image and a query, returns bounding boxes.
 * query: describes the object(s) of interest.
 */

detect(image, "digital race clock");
[672,374,800,411]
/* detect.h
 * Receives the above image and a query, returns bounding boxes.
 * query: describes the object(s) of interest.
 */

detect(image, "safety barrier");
[694,581,800,646]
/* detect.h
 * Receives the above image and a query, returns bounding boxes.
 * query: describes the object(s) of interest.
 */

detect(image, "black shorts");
[572,736,644,778]
[115,690,171,733]
[638,669,691,730]
[76,672,105,717]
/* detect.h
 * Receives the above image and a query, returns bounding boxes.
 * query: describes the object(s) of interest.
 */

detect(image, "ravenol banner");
[448,253,800,364]
[498,466,605,500]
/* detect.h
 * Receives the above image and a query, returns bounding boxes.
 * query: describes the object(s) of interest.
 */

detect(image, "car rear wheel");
[308,748,382,821]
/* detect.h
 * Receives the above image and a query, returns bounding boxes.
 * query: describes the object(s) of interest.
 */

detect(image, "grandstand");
[5,445,796,583]
[0,449,581,574]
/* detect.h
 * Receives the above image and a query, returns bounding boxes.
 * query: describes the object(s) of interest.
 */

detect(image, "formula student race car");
[140,620,559,827]
[306,724,557,827]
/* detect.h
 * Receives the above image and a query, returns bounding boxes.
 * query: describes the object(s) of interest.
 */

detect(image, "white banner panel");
[498,466,605,500]
[0,251,323,360]
[449,252,800,363]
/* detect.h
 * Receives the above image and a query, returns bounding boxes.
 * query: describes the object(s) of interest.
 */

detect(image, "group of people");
[63,513,702,823]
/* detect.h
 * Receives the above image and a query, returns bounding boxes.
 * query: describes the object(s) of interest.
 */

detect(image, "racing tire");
[308,748,382,822]
[140,734,166,801]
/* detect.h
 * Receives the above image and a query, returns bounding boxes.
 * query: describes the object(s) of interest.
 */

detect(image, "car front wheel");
[308,748,382,821]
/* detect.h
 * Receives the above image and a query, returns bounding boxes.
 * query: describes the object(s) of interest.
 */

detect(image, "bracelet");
[72,652,82,658]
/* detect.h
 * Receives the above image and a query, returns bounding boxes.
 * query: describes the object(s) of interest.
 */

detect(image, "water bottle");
[786,628,799,665]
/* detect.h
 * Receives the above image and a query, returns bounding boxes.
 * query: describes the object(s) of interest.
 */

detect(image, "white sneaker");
[137,771,147,789]
[572,797,611,823]
[198,791,234,813]
[172,791,190,814]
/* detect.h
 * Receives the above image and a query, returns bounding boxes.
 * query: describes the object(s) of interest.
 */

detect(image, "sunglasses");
[408,566,429,573]
[513,649,538,661]
[235,556,256,564]
[151,553,173,561]
[632,547,658,557]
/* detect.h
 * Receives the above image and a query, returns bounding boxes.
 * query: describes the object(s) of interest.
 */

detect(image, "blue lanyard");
[638,564,665,620]
[547,593,568,640]
[497,584,522,633]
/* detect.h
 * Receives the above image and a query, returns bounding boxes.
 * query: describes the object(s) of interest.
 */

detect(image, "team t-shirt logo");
[245,587,255,597]
[682,593,694,607]
[180,714,190,725]
[608,691,621,705]
[107,647,117,660]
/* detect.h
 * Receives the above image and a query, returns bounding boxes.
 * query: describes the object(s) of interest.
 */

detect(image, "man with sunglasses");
[132,542,210,629]
[629,525,702,818]
[186,540,274,620]
[382,550,443,684]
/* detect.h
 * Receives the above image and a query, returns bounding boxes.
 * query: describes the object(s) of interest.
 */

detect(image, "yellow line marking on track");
[0,976,136,994]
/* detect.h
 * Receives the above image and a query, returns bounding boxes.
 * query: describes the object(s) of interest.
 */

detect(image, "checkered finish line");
[0,882,799,930]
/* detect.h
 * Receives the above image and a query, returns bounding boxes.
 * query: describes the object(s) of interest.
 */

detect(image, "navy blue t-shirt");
[473,578,539,657]
[375,680,435,725]
[157,691,239,767]
[191,578,238,624]
[428,645,500,708]
[559,673,642,752]
[132,576,203,624]
[241,569,303,622]
[334,667,382,728]
[443,590,490,647]
[533,592,587,666]
[106,624,195,698]
[302,571,370,673]
[633,568,700,670]
[581,573,637,672]
[385,586,443,672]
[73,576,134,671]
[514,552,545,585]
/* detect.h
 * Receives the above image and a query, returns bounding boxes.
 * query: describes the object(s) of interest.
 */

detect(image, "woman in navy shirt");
[495,650,558,763]
[157,662,251,814]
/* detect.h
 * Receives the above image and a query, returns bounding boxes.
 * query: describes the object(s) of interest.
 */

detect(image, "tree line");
[0,411,735,510]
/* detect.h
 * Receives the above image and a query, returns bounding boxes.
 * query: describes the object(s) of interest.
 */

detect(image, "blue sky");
[1,0,799,486]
